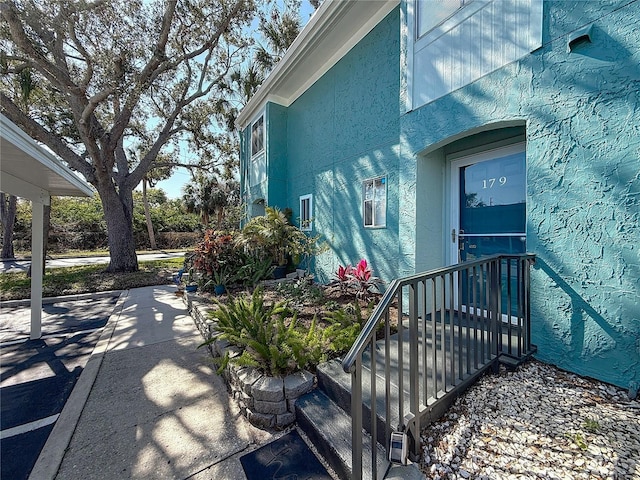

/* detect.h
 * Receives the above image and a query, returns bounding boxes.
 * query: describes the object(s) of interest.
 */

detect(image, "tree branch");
[66,19,94,88]
[0,2,70,91]
[0,92,95,183]
[108,0,177,147]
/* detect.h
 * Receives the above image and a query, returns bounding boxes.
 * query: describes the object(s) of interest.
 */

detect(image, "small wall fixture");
[567,24,594,52]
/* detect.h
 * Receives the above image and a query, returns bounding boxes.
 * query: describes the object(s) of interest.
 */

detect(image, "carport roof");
[0,114,93,200]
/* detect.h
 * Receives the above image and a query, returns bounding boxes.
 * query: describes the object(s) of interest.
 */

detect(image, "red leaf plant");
[335,259,381,299]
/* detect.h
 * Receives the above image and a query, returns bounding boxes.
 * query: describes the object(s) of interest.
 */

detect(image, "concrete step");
[302,316,508,480]
[296,388,389,480]
[317,359,401,448]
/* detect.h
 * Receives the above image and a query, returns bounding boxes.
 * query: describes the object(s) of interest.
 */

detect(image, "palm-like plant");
[183,173,239,228]
[240,206,306,266]
[203,289,308,376]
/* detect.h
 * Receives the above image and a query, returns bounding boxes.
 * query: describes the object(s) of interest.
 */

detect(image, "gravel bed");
[420,360,640,480]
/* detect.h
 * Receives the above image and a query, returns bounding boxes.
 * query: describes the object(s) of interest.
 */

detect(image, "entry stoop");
[296,389,387,480]
[295,360,426,480]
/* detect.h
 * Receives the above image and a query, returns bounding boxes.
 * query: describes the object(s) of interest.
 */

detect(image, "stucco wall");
[400,0,639,390]
[282,8,402,283]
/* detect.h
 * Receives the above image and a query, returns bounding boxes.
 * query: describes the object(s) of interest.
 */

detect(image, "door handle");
[452,229,465,241]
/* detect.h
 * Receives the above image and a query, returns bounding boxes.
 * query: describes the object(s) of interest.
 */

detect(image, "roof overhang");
[0,114,93,202]
[237,0,399,129]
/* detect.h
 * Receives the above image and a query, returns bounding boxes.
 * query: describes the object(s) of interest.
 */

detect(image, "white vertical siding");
[250,153,267,186]
[409,0,543,110]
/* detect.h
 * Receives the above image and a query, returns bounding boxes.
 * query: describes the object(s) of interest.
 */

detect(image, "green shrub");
[322,303,366,355]
[202,289,311,376]
[239,206,307,266]
[234,255,275,288]
[200,290,372,377]
[275,278,325,307]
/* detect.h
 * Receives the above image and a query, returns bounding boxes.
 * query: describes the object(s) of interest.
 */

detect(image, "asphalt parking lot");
[0,294,119,480]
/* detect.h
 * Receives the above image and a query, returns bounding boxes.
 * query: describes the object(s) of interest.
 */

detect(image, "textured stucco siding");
[284,8,402,283]
[401,0,639,389]
[527,0,639,391]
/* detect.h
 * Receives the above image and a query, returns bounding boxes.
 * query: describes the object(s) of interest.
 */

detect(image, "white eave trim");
[1,114,94,198]
[237,0,398,129]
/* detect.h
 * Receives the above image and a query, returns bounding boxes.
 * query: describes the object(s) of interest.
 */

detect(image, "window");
[416,0,471,38]
[300,194,313,231]
[363,176,386,228]
[251,115,264,157]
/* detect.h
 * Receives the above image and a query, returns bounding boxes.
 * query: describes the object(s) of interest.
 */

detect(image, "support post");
[351,358,363,480]
[408,282,420,459]
[30,200,45,339]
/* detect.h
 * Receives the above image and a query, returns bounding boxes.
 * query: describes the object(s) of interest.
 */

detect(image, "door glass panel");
[460,152,526,236]
[456,148,526,319]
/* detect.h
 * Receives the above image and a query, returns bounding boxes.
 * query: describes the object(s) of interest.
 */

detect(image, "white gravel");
[420,360,640,480]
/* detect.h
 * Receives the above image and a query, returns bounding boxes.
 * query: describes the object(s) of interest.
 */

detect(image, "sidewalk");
[30,285,274,480]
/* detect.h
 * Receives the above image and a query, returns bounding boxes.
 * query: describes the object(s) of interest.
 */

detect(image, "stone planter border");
[182,291,315,429]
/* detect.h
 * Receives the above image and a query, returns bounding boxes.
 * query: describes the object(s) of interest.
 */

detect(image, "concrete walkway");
[1,252,186,273]
[29,285,274,480]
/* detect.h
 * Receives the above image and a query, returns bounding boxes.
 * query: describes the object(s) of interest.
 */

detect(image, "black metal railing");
[342,254,536,480]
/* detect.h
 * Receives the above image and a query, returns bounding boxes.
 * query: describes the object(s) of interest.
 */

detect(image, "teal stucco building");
[238,0,639,392]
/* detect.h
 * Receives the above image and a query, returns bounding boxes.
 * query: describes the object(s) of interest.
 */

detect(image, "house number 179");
[482,176,507,189]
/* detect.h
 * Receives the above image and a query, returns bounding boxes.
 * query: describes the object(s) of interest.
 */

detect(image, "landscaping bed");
[182,275,396,429]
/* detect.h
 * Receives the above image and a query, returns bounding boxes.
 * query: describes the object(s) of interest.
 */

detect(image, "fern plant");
[322,303,366,355]
[201,288,312,376]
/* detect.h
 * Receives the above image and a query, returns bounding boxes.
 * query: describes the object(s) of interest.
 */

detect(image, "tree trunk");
[100,185,139,272]
[42,202,51,275]
[0,193,17,259]
[26,201,50,278]
[216,209,224,229]
[142,178,157,250]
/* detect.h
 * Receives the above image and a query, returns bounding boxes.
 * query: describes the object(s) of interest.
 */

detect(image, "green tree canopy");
[1,0,258,271]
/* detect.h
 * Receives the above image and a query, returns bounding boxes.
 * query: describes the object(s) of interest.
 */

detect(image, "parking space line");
[0,414,60,440]
[0,327,104,348]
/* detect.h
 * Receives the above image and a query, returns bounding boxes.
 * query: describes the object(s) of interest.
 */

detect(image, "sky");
[154,0,316,200]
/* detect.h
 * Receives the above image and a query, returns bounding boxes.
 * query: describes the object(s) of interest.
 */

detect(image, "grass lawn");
[12,248,186,260]
[0,258,184,301]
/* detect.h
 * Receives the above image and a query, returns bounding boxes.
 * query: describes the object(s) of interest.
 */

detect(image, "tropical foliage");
[334,259,382,299]
[202,288,368,376]
[239,206,308,266]
[183,173,241,229]
[203,289,306,376]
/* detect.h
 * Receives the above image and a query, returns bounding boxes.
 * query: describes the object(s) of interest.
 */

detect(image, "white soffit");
[0,114,93,201]
[237,0,399,128]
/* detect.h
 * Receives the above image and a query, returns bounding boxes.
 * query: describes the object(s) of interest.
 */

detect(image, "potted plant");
[240,207,306,278]
[185,268,198,293]
[207,266,231,295]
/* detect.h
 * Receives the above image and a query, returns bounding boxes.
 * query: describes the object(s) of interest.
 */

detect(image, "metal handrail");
[342,254,524,374]
[342,253,536,480]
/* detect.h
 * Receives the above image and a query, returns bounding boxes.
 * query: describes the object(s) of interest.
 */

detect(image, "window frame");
[299,194,313,232]
[363,176,387,229]
[414,0,487,44]
[250,115,264,158]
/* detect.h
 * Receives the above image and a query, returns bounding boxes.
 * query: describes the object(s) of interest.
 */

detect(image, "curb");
[27,290,130,480]
[0,290,123,308]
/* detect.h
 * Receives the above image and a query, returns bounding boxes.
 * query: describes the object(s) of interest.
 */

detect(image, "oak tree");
[0,0,257,271]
